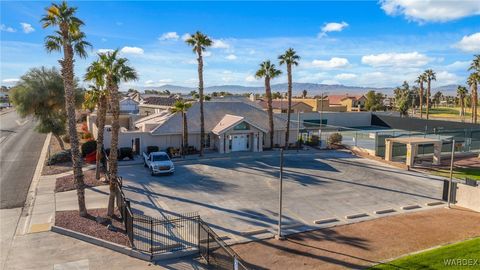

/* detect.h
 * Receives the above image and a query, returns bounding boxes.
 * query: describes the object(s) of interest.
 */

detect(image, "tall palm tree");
[96,50,138,217]
[255,60,282,149]
[84,60,108,180]
[415,74,427,118]
[42,1,91,217]
[457,86,468,120]
[171,100,192,157]
[278,48,300,149]
[468,55,479,124]
[423,69,436,120]
[467,73,479,124]
[185,32,212,156]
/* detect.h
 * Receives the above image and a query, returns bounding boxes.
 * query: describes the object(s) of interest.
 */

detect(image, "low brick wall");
[455,183,480,212]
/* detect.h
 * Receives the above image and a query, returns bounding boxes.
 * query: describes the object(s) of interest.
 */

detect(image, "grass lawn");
[430,167,480,181]
[370,238,480,269]
[421,107,478,119]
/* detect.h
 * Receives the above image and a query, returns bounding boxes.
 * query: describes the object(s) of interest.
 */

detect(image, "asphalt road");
[0,110,46,209]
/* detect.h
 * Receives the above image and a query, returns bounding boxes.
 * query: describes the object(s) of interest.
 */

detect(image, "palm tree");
[415,74,427,118]
[467,73,479,124]
[41,1,91,217]
[423,69,436,120]
[85,60,108,180]
[171,101,192,157]
[457,86,468,120]
[255,60,282,149]
[468,55,479,124]
[278,48,300,149]
[185,32,212,156]
[96,50,138,217]
[302,89,307,98]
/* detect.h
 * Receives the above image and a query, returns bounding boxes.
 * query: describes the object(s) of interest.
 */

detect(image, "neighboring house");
[139,96,179,116]
[328,95,366,111]
[100,101,301,154]
[292,97,347,112]
[258,100,314,113]
[120,97,139,114]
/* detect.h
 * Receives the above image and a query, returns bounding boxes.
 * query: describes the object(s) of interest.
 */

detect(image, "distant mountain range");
[136,83,461,96]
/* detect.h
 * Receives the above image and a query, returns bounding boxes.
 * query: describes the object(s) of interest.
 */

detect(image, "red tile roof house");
[99,101,302,154]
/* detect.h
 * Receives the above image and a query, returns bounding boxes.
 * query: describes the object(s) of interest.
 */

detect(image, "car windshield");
[152,154,169,161]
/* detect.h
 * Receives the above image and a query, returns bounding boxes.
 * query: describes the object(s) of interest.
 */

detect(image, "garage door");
[232,135,248,152]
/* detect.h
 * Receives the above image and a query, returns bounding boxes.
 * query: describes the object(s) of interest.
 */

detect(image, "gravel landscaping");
[55,208,130,247]
[55,168,107,193]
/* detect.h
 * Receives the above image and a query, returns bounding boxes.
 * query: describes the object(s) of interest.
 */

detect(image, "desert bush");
[146,146,159,154]
[47,150,71,165]
[119,147,134,160]
[327,133,343,146]
[81,140,97,157]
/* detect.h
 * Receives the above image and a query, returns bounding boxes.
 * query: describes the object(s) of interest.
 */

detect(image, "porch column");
[385,139,393,162]
[258,132,263,152]
[219,134,225,154]
[406,143,415,167]
[225,134,231,153]
[252,132,258,152]
[433,142,441,165]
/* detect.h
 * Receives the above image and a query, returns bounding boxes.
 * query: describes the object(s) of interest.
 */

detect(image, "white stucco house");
[100,101,301,154]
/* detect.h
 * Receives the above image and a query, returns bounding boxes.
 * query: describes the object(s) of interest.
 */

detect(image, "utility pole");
[297,111,300,152]
[447,140,455,208]
[276,149,285,240]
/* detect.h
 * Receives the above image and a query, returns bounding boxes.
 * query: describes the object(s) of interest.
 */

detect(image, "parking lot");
[118,150,445,243]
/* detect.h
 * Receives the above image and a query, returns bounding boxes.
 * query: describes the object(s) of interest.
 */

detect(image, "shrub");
[146,146,159,154]
[307,135,319,146]
[47,150,71,165]
[81,140,97,157]
[82,132,93,140]
[119,147,134,160]
[327,133,343,146]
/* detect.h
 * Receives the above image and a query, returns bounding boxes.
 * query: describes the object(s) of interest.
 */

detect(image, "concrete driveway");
[118,150,445,244]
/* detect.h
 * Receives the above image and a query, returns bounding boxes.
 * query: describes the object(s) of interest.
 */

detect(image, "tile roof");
[142,96,178,106]
[257,100,312,110]
[328,94,365,105]
[150,101,299,135]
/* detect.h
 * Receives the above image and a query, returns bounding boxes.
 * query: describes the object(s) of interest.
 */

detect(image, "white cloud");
[335,73,357,80]
[181,33,191,41]
[144,80,155,86]
[97,48,114,54]
[20,23,34,33]
[245,75,256,82]
[144,79,173,86]
[380,0,480,23]
[158,79,173,84]
[311,57,350,69]
[445,60,470,71]
[120,46,144,55]
[212,39,230,49]
[225,54,237,60]
[101,38,107,42]
[320,79,340,85]
[2,78,19,84]
[319,21,348,37]
[454,32,480,52]
[203,51,212,57]
[159,32,179,41]
[435,70,463,85]
[0,24,16,32]
[361,52,430,67]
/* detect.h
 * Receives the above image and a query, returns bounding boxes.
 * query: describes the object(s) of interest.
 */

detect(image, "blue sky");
[1,0,479,90]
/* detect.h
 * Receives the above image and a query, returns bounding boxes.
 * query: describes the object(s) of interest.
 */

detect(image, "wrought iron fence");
[199,219,249,270]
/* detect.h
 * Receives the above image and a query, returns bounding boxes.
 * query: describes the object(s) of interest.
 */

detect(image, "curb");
[51,225,199,261]
[16,133,52,236]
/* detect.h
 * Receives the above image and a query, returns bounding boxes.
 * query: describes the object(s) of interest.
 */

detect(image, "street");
[0,110,46,209]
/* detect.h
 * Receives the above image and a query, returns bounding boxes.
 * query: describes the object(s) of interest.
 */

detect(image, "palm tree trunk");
[95,95,107,180]
[426,81,430,120]
[197,48,205,157]
[54,133,65,150]
[183,111,188,156]
[60,25,87,217]
[284,64,292,150]
[107,81,119,217]
[473,87,478,124]
[419,84,423,119]
[265,77,274,149]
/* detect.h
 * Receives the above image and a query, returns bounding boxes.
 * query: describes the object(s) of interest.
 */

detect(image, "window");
[233,122,249,130]
[205,134,211,148]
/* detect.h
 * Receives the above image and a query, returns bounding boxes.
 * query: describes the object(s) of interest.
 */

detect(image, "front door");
[231,135,249,152]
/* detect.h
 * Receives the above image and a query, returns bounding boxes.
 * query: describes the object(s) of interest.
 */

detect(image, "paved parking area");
[119,150,445,244]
